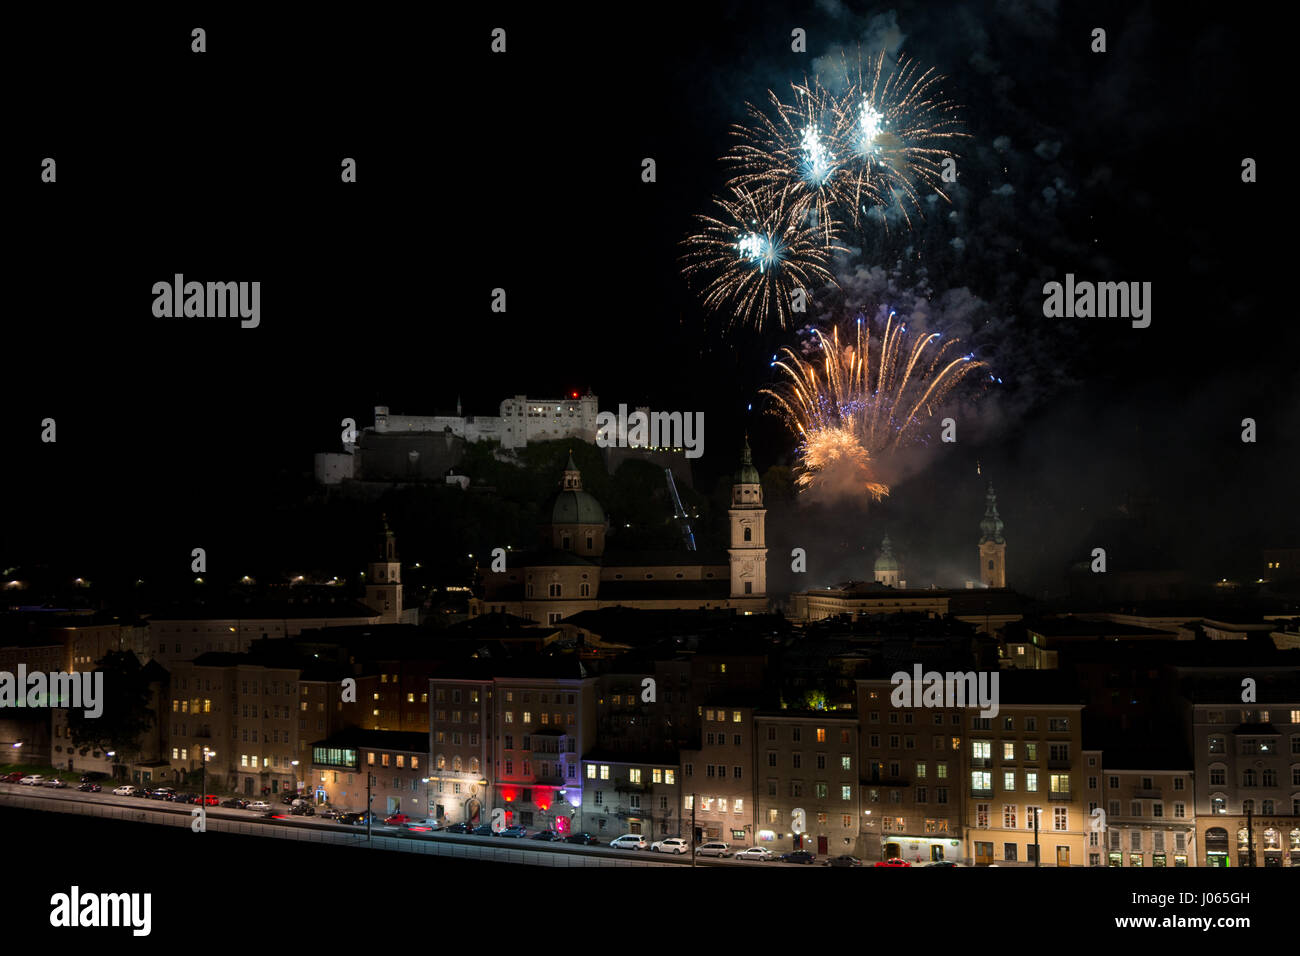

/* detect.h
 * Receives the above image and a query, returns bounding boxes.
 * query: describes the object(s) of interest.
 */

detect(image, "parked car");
[610,834,648,851]
[563,832,601,845]
[77,782,102,793]
[220,798,248,809]
[735,846,774,861]
[281,791,308,805]
[18,775,44,785]
[384,812,410,825]
[112,784,137,796]
[42,778,69,788]
[146,787,177,801]
[246,801,272,812]
[925,861,960,867]
[339,812,369,826]
[695,841,733,858]
[319,807,345,820]
[651,837,690,854]
[443,822,471,834]
[470,824,496,836]
[778,851,816,864]
[3,771,27,783]
[196,794,220,806]
[289,803,315,816]
[500,824,529,838]
[173,792,198,803]
[873,857,911,867]
[824,855,863,867]
[530,829,561,841]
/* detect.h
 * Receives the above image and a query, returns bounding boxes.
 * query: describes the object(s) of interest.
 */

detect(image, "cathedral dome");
[551,488,605,525]
[874,535,900,573]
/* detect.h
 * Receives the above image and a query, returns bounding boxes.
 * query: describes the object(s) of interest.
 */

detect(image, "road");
[0,782,846,868]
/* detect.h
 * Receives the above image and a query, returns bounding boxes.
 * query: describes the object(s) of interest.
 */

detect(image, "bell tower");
[728,438,767,600]
[979,484,1007,588]
[365,514,404,622]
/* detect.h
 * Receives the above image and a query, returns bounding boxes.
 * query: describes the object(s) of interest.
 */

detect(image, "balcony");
[1048,790,1072,802]
[614,780,648,793]
[1131,787,1162,799]
[1047,759,1071,770]
[970,788,993,798]
[970,757,992,769]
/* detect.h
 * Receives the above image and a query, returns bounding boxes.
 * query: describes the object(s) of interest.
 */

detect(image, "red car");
[873,858,912,867]
[193,794,219,806]
[2,771,26,783]
[384,813,410,825]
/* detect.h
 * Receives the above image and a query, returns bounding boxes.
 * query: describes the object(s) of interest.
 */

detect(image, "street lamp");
[200,749,215,811]
[422,777,431,819]
[291,760,300,800]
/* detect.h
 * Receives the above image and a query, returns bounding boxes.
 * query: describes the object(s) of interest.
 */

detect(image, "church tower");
[365,514,404,623]
[979,483,1007,588]
[874,535,900,588]
[728,439,767,599]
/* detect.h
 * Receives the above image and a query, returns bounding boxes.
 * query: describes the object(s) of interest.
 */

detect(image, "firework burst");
[723,80,853,246]
[680,185,845,333]
[760,312,984,500]
[828,49,969,230]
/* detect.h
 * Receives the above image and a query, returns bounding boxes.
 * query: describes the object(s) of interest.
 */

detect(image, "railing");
[1131,787,1162,799]
[970,757,992,769]
[1048,790,1072,802]
[1047,759,1071,770]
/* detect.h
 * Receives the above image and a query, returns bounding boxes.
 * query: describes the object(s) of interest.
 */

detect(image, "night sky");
[5,3,1293,599]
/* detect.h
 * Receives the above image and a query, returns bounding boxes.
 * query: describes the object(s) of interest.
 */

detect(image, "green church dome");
[874,534,899,573]
[734,438,761,486]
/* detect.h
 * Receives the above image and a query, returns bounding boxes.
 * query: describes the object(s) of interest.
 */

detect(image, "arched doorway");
[1205,827,1229,867]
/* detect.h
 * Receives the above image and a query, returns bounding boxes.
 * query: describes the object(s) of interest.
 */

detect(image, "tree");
[65,651,155,772]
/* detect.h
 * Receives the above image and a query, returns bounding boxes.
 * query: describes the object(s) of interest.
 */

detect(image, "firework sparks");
[760,312,985,499]
[829,49,969,229]
[680,185,845,333]
[723,81,852,245]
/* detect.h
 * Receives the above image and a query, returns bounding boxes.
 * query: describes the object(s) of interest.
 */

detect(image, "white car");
[650,837,689,854]
[695,841,732,857]
[735,846,773,861]
[112,785,137,796]
[18,775,44,785]
[246,801,272,812]
[609,834,648,850]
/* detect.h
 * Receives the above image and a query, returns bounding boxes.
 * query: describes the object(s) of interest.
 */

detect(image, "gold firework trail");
[760,314,984,499]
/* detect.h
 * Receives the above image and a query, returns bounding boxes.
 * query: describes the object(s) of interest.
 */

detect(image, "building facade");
[753,712,861,857]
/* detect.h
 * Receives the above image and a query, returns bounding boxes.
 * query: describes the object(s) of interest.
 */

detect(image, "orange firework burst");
[798,426,891,501]
[760,312,984,500]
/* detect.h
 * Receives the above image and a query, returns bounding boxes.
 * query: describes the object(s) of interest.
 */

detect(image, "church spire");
[979,483,1005,544]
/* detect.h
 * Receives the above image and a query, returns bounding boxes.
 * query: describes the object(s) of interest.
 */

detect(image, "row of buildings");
[9,598,1300,867]
[5,446,1299,868]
